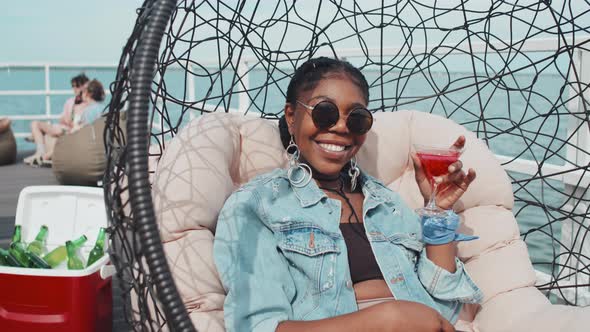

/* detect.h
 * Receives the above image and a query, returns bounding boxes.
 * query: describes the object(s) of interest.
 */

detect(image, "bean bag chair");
[53,113,126,186]
[0,118,17,166]
[145,111,589,332]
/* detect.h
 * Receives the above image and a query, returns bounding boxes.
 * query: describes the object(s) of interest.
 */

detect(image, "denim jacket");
[214,168,483,332]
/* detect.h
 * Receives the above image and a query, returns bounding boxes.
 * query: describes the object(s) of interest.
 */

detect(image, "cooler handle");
[0,306,66,323]
[100,264,116,279]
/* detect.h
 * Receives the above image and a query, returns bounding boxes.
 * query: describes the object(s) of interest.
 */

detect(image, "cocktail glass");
[414,143,463,217]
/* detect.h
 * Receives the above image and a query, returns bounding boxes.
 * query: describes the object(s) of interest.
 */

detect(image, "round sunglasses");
[296,100,373,135]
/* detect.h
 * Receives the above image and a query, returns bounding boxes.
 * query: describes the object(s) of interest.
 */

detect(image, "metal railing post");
[188,64,196,120]
[44,65,51,119]
[237,60,250,114]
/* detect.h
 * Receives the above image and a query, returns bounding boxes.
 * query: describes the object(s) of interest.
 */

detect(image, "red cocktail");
[417,150,461,182]
[414,144,463,216]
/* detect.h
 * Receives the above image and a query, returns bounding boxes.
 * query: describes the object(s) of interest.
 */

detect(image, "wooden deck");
[0,153,131,332]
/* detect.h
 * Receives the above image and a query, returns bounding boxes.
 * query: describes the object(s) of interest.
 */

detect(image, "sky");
[0,0,142,64]
[1,0,588,65]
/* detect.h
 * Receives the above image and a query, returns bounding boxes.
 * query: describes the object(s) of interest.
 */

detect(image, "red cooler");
[0,186,113,332]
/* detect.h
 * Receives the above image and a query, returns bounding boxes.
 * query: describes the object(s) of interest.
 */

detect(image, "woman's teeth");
[318,143,346,152]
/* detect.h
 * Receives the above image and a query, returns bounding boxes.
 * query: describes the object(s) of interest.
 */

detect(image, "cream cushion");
[151,111,590,331]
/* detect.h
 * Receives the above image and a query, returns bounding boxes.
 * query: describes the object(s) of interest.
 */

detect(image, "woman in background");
[74,79,106,130]
[23,74,88,165]
[24,78,105,166]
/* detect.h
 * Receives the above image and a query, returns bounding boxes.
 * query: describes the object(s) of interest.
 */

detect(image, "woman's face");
[72,83,82,95]
[285,74,368,177]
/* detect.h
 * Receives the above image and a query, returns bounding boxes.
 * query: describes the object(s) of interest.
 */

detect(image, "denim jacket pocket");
[276,224,340,309]
[277,224,340,256]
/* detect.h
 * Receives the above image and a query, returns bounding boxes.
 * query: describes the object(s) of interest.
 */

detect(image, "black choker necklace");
[313,173,340,181]
[316,171,361,193]
[317,176,344,191]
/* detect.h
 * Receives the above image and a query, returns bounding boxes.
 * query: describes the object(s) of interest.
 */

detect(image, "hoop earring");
[348,157,360,191]
[286,135,312,188]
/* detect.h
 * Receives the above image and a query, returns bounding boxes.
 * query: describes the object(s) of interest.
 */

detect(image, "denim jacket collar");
[279,168,327,208]
[360,172,392,202]
[279,167,394,208]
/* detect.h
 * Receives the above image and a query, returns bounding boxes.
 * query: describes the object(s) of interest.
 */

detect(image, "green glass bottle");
[9,242,30,267]
[86,228,106,267]
[43,235,87,268]
[9,225,30,267]
[0,248,20,266]
[66,241,84,270]
[12,225,22,243]
[27,252,51,269]
[0,249,6,265]
[27,225,49,256]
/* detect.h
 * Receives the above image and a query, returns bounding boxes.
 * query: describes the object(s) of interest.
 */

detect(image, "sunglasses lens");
[347,108,373,134]
[311,101,339,129]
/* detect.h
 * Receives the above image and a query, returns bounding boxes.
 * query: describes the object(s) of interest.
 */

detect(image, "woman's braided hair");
[279,57,370,149]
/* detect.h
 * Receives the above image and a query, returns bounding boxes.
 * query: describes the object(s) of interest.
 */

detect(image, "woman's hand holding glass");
[411,135,478,245]
[411,135,475,211]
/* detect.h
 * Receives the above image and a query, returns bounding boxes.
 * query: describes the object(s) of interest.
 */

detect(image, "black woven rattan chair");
[104,1,590,331]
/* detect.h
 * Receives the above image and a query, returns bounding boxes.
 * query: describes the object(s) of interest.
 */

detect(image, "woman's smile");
[313,139,353,160]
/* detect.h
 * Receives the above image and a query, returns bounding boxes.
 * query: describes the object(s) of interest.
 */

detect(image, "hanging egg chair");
[104,1,590,331]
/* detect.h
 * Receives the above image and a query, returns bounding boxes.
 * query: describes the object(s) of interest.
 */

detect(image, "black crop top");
[339,223,384,284]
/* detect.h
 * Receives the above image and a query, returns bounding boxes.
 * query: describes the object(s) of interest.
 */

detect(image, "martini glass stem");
[426,180,439,211]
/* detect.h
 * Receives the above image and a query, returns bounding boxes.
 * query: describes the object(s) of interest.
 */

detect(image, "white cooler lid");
[1,185,110,277]
[15,185,108,246]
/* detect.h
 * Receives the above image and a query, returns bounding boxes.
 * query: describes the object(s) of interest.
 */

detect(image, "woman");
[24,74,88,164]
[74,79,106,130]
[214,57,482,332]
[25,78,105,166]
